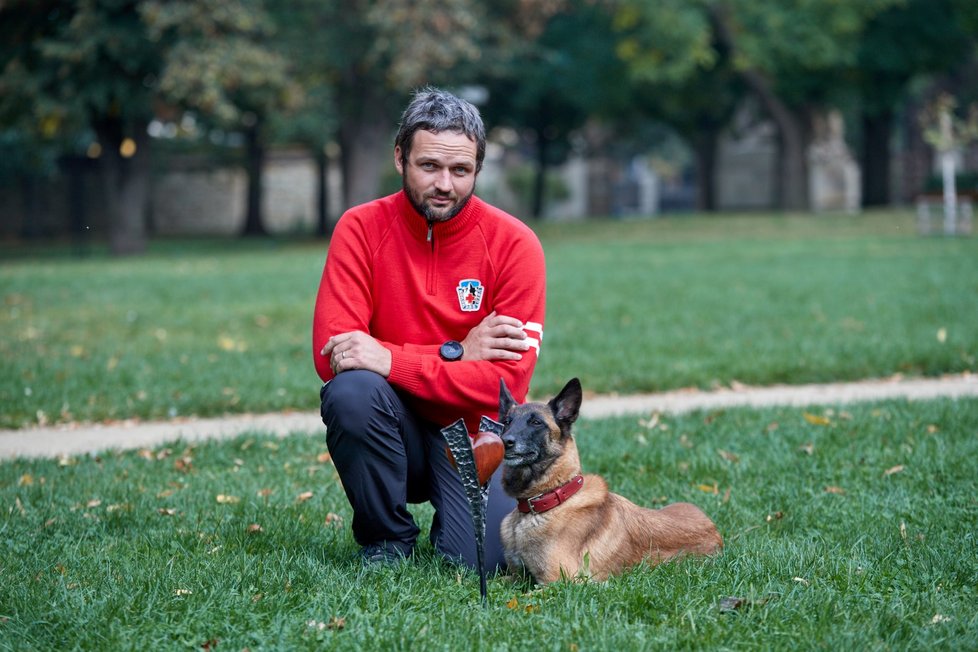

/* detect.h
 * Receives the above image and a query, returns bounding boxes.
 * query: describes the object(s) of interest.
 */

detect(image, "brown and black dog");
[498,377,722,584]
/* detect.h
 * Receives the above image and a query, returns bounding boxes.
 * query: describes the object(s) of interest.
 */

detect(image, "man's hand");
[321,331,392,377]
[461,311,530,361]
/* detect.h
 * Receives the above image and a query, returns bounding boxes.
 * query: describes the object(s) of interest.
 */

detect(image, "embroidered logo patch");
[456,279,484,312]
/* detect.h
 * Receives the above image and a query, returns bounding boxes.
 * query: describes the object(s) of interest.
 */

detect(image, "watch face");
[440,340,464,361]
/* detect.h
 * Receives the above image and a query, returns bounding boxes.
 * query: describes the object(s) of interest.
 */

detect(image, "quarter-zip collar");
[396,190,482,244]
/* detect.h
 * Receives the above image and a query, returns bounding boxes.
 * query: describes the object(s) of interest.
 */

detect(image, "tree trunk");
[339,100,391,209]
[861,109,893,207]
[710,5,809,211]
[777,111,810,212]
[242,120,267,237]
[19,172,43,239]
[739,69,809,211]
[692,129,720,211]
[531,129,548,219]
[96,117,149,256]
[61,155,91,256]
[315,145,332,237]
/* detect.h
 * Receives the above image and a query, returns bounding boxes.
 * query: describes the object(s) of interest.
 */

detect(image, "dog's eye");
[528,415,543,426]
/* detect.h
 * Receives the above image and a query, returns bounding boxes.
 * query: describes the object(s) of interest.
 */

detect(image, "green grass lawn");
[1,210,977,429]
[2,397,976,649]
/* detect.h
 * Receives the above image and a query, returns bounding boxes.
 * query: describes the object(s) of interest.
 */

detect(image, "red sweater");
[312,190,547,433]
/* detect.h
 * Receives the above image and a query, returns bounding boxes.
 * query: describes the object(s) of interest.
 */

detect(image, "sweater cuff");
[387,348,424,394]
[402,343,441,356]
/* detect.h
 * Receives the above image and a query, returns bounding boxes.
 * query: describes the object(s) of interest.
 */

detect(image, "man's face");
[395,129,478,222]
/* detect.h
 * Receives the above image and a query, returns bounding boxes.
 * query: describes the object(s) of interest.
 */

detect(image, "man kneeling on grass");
[311,87,547,570]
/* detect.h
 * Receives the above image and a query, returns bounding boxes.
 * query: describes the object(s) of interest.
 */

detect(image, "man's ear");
[548,378,582,427]
[499,378,517,420]
[393,145,404,175]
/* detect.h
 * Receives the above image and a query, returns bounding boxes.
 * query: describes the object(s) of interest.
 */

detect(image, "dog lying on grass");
[498,377,722,584]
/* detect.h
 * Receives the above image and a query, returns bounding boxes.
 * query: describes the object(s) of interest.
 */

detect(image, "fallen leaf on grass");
[936,328,947,343]
[18,474,33,486]
[174,456,193,473]
[718,450,739,463]
[158,508,177,516]
[803,412,831,426]
[718,595,776,613]
[696,483,719,494]
[296,491,314,503]
[174,589,193,596]
[316,452,332,464]
[218,335,247,352]
[327,617,345,630]
[246,523,263,534]
[798,443,815,455]
[257,488,273,498]
[930,614,952,624]
[506,596,519,610]
[86,499,102,508]
[200,639,219,651]
[884,465,905,477]
[307,617,346,631]
[793,577,809,586]
[216,494,240,504]
[824,486,846,495]
[324,513,343,526]
[766,511,784,522]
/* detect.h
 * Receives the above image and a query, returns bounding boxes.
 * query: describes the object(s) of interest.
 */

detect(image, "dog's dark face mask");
[498,378,582,468]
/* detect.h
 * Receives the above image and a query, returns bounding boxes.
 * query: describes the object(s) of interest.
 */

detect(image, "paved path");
[2,374,976,460]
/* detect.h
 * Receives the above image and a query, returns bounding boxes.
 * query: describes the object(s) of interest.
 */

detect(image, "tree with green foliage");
[615,0,744,210]
[143,0,301,236]
[0,0,162,254]
[616,0,898,211]
[265,0,339,236]
[0,0,297,250]
[709,0,902,211]
[482,0,630,218]
[854,0,977,206]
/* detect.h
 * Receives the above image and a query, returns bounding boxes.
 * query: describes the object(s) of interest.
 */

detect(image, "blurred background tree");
[142,0,301,237]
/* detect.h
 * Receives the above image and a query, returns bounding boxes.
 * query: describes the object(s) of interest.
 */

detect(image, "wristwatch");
[439,340,464,361]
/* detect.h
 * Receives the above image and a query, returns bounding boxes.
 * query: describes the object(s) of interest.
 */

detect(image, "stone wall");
[151,148,322,235]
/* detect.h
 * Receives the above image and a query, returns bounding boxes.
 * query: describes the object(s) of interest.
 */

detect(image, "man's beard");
[403,174,475,222]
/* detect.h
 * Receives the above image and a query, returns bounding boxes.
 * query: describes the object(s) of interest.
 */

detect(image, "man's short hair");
[395,87,486,172]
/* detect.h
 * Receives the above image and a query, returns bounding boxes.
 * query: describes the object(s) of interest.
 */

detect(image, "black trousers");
[320,370,515,571]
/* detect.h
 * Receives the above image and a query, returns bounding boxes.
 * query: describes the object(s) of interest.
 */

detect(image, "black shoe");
[360,542,411,566]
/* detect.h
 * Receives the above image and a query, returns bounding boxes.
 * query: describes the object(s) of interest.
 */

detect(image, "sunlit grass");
[2,396,976,649]
[1,209,976,428]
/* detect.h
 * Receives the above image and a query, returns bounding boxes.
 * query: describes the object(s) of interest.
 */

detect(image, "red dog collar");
[517,475,584,514]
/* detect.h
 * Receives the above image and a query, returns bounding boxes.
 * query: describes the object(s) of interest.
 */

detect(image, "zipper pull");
[426,221,433,243]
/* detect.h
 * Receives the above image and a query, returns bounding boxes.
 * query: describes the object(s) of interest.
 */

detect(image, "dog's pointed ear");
[549,378,582,428]
[499,378,517,420]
